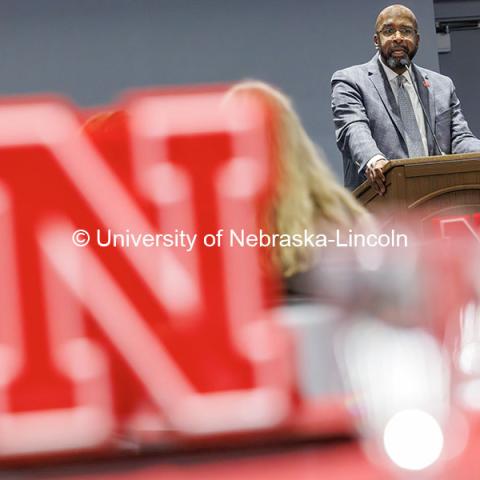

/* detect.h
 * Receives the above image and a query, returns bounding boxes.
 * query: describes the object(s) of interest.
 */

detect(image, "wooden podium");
[353,153,480,226]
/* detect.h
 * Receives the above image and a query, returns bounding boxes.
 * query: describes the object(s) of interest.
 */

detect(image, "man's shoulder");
[415,64,453,86]
[332,60,373,81]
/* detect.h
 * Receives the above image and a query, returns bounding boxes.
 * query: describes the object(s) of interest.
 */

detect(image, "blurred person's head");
[226,81,367,277]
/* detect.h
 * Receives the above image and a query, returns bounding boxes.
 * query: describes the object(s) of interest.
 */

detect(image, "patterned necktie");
[397,75,426,158]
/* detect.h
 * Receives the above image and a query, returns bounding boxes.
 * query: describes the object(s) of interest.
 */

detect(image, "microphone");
[400,58,445,156]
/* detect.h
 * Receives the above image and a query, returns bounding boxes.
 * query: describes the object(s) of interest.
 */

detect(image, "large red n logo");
[0,90,293,458]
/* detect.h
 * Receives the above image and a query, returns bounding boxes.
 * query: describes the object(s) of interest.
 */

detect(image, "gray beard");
[387,56,404,69]
[384,51,413,69]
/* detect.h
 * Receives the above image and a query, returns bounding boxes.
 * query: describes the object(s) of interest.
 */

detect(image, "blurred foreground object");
[0,87,294,460]
[2,84,479,480]
[302,222,480,477]
[225,81,366,279]
[0,85,354,464]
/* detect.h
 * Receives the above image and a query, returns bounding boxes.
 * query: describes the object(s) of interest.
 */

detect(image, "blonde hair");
[227,80,367,277]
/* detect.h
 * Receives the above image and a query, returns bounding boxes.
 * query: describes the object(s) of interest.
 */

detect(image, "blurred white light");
[383,409,444,471]
[459,342,480,375]
[354,242,385,271]
[458,379,480,410]
[458,302,480,375]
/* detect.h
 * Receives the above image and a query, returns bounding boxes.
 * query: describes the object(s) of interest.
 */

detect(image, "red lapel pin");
[423,79,431,88]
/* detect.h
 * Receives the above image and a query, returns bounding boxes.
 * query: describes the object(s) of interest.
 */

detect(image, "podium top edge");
[352,151,480,197]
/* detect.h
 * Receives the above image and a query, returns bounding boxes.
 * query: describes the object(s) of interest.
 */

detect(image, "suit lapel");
[367,56,407,146]
[413,65,436,155]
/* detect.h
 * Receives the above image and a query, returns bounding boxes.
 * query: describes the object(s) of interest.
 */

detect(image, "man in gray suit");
[331,4,480,193]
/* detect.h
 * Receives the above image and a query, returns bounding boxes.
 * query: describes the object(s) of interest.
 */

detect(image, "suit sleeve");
[449,78,480,154]
[331,70,385,173]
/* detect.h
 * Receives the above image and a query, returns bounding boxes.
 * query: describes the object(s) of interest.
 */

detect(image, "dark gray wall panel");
[435,0,480,140]
[0,0,438,178]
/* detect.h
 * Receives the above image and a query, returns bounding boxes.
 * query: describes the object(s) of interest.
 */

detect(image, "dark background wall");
[434,0,480,141]
[0,1,442,179]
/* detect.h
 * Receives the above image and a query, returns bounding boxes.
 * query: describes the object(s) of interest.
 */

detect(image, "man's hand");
[365,158,388,195]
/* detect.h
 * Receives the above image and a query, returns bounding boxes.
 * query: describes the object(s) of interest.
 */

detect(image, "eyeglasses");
[377,26,417,38]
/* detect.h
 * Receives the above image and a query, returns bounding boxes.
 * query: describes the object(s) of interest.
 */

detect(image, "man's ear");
[373,34,379,49]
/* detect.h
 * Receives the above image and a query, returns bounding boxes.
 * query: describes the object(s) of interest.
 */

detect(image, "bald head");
[375,4,418,33]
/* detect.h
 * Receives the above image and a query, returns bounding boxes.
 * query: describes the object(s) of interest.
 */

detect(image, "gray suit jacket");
[331,55,480,190]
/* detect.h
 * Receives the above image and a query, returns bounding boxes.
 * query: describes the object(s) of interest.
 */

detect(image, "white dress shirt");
[367,55,428,169]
